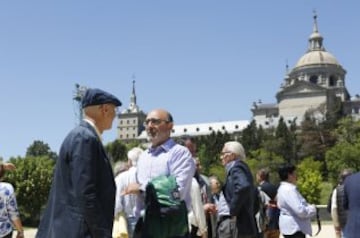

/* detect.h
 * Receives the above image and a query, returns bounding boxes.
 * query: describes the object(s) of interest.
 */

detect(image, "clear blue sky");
[1,1,359,160]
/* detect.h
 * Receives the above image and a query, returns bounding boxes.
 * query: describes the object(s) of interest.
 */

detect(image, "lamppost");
[73,84,87,123]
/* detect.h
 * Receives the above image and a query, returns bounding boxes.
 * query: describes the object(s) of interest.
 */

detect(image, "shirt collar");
[281,181,296,188]
[148,138,175,154]
[83,118,103,141]
[225,160,237,173]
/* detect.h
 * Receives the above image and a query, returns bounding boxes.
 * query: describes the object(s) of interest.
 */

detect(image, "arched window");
[309,75,318,84]
[329,76,336,86]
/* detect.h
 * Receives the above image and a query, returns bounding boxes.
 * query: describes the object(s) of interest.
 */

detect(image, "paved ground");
[282,222,334,238]
[18,222,336,238]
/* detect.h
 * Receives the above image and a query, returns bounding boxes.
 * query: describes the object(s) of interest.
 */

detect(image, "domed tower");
[275,13,349,122]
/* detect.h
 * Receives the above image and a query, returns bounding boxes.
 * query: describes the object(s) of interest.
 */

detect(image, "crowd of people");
[2,87,359,238]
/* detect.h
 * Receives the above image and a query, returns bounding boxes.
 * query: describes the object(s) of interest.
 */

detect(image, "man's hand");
[203,203,217,214]
[16,230,24,238]
[122,183,141,195]
[201,231,208,238]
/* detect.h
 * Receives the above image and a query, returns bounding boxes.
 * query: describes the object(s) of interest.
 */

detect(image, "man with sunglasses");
[124,108,196,238]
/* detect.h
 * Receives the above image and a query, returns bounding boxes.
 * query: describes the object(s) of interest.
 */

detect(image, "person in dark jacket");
[36,88,122,238]
[343,171,360,238]
[331,168,353,238]
[256,168,280,238]
[220,141,258,238]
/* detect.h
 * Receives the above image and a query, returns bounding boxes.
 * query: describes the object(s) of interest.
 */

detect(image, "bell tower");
[117,80,146,141]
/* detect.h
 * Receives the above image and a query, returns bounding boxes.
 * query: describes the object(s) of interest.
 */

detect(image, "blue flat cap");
[81,88,122,108]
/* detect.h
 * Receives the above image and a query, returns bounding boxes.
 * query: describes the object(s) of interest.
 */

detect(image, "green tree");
[241,120,263,151]
[26,140,57,160]
[197,131,231,175]
[296,157,323,204]
[105,139,127,164]
[274,117,296,163]
[5,156,55,226]
[333,116,360,144]
[247,148,284,184]
[197,143,225,181]
[298,117,325,160]
[325,140,360,184]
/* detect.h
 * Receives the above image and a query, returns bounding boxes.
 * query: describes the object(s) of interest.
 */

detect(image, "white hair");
[127,147,143,167]
[224,141,246,160]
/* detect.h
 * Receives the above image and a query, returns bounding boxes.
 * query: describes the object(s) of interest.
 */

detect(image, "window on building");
[309,75,318,84]
[329,76,336,86]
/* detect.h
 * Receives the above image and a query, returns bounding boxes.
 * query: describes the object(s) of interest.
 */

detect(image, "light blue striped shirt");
[215,192,230,217]
[135,138,196,216]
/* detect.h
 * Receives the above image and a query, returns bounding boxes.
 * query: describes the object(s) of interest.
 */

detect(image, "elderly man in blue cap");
[36,88,121,238]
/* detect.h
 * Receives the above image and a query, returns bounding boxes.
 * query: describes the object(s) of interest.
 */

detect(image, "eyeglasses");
[143,118,170,126]
[220,151,232,156]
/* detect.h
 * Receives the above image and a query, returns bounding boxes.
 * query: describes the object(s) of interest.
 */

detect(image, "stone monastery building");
[117,14,360,141]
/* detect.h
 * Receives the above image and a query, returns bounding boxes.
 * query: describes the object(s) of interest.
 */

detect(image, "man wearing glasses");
[124,108,196,238]
[220,141,258,238]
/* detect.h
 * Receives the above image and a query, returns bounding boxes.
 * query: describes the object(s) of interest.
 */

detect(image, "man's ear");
[167,122,174,130]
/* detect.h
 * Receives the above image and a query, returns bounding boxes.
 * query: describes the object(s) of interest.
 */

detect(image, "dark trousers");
[3,232,12,238]
[190,225,201,238]
[283,231,306,238]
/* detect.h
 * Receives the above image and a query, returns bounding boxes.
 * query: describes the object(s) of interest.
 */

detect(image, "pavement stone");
[15,222,336,238]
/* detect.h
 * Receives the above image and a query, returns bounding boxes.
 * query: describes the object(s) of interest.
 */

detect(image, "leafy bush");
[296,157,323,204]
[5,156,55,226]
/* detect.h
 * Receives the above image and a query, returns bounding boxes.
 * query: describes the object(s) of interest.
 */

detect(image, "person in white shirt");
[189,176,208,238]
[114,147,143,238]
[277,164,316,238]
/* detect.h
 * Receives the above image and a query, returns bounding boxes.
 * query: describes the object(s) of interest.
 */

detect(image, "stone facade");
[252,14,359,128]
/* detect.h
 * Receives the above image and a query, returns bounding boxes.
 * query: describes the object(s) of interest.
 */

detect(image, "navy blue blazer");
[223,160,258,236]
[344,172,360,238]
[36,121,116,238]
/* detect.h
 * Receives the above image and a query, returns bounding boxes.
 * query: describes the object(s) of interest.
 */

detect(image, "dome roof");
[295,50,340,68]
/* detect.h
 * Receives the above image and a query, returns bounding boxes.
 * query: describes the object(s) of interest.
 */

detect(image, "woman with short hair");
[0,164,24,238]
[277,164,316,238]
